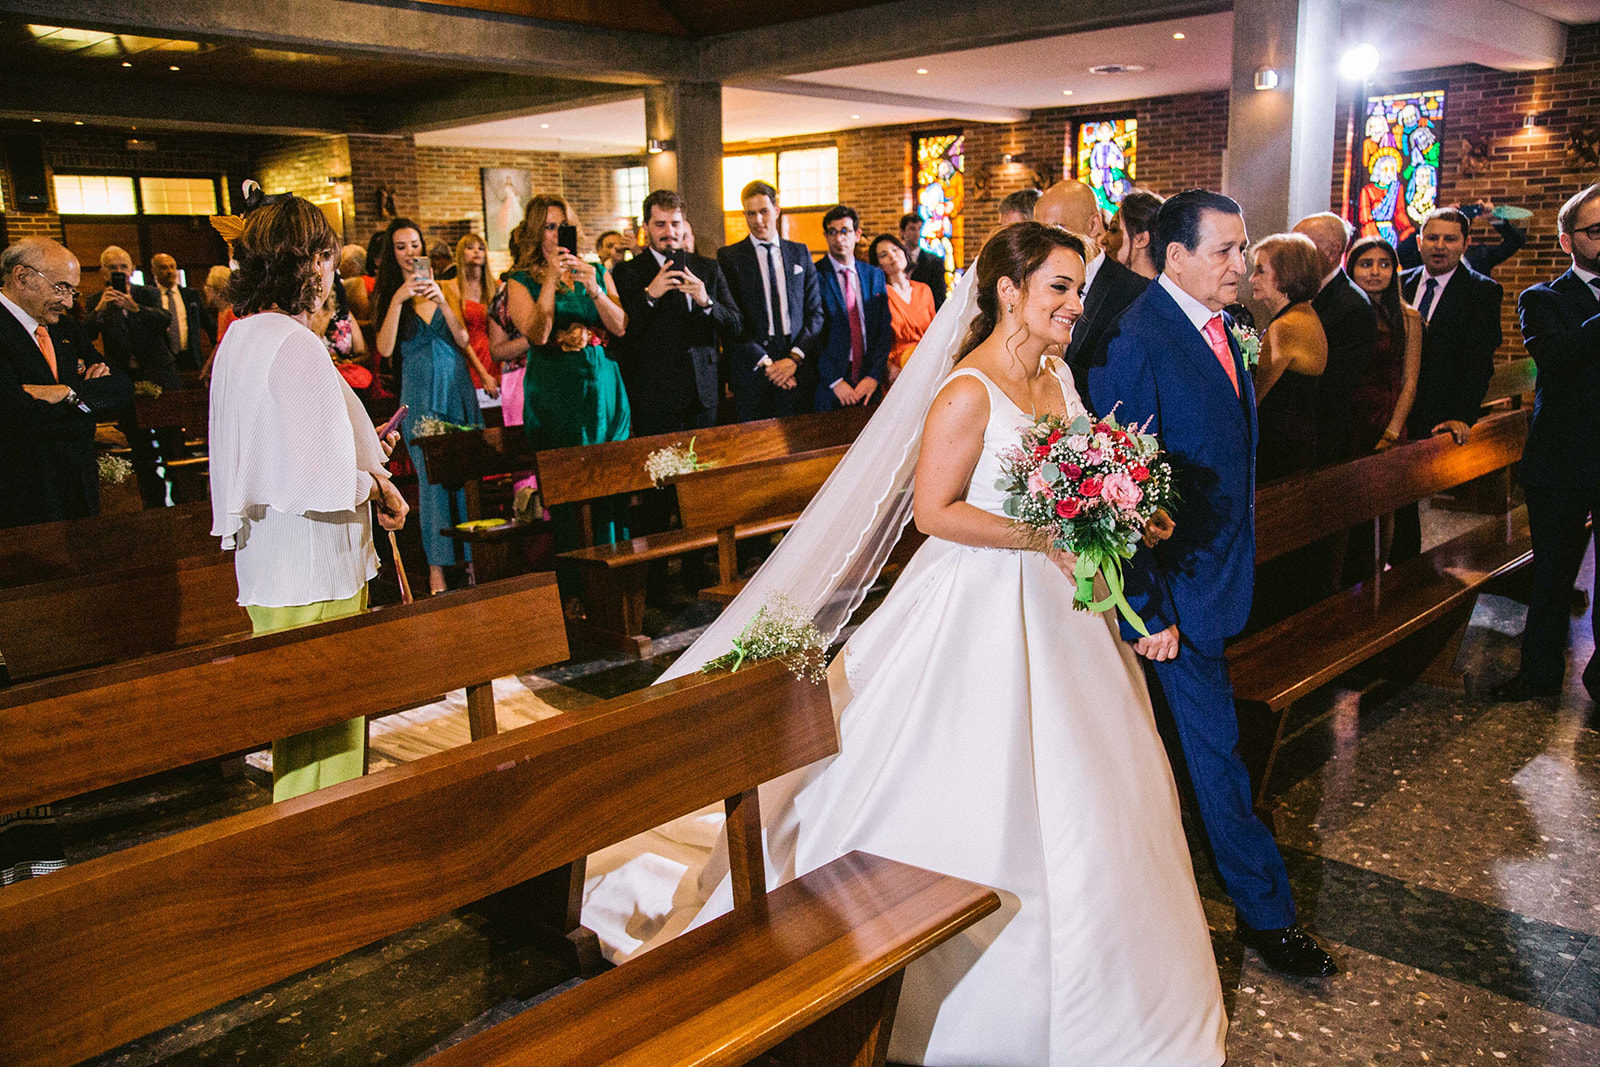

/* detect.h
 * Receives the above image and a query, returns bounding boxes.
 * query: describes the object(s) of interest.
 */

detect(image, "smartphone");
[377,404,409,440]
[667,248,688,272]
[110,270,128,293]
[557,224,579,256]
[411,259,433,283]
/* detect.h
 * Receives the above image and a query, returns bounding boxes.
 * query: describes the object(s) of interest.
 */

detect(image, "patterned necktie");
[1417,278,1439,321]
[1201,316,1239,397]
[841,265,866,381]
[763,242,784,337]
[34,323,57,382]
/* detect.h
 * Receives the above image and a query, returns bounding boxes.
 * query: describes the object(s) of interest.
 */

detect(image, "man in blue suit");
[813,205,891,412]
[717,180,824,422]
[1493,183,1600,704]
[1088,189,1336,979]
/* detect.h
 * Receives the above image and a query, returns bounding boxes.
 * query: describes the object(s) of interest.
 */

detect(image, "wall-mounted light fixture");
[1254,67,1280,91]
[1524,112,1547,130]
[647,138,675,154]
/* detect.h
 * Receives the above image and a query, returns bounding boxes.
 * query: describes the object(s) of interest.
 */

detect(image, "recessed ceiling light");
[851,113,861,119]
[31,117,41,123]
[1062,89,1074,96]
[1173,32,1186,40]
[121,61,132,67]
[916,68,929,75]
[168,64,180,71]
[540,123,550,129]
[73,120,83,125]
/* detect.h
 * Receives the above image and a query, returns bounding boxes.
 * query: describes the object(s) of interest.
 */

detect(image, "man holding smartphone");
[610,188,741,437]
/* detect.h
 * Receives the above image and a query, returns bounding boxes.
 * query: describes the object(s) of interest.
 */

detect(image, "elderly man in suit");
[149,253,212,373]
[814,205,891,412]
[0,237,132,530]
[1493,184,1600,703]
[610,188,742,437]
[718,180,824,422]
[899,211,947,309]
[1393,207,1504,560]
[1035,179,1148,402]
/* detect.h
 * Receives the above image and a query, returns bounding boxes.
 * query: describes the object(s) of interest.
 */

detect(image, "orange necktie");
[34,324,58,382]
[1202,315,1239,397]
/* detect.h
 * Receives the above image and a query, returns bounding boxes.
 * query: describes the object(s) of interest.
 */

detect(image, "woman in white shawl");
[209,194,409,801]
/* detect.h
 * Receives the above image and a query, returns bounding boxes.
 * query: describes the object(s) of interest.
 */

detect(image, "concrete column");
[1223,0,1341,245]
[644,82,725,253]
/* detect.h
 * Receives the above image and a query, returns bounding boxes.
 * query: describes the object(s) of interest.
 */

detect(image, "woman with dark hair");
[208,194,408,800]
[1250,232,1329,483]
[375,217,492,595]
[1105,189,1165,280]
[1347,235,1421,454]
[506,194,630,596]
[869,233,936,383]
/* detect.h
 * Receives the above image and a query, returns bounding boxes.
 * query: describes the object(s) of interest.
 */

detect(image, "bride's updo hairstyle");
[957,221,1088,361]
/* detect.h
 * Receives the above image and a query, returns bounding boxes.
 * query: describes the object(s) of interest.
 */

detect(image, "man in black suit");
[1492,185,1600,703]
[899,212,947,309]
[610,188,742,437]
[0,237,133,530]
[1394,207,1504,560]
[1292,213,1378,467]
[84,245,178,390]
[717,180,824,422]
[150,252,213,373]
[1034,179,1148,400]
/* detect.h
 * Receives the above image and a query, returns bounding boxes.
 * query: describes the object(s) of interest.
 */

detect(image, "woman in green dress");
[506,195,631,600]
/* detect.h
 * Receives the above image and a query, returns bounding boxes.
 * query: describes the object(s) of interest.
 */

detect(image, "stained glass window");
[1355,89,1445,246]
[1074,118,1137,214]
[914,132,963,290]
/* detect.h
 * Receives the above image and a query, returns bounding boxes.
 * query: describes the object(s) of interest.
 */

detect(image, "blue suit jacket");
[813,256,891,411]
[1518,268,1600,490]
[1086,281,1258,645]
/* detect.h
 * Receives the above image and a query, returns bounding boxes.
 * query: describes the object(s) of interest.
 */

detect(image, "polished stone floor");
[51,544,1600,1066]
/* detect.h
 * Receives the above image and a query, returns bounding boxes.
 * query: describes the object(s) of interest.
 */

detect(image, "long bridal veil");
[657,268,980,683]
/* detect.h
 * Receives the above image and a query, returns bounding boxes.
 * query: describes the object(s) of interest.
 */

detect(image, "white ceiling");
[416,2,1600,157]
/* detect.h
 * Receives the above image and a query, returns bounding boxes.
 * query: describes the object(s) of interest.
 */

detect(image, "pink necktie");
[841,266,866,382]
[1202,315,1239,397]
[35,324,58,382]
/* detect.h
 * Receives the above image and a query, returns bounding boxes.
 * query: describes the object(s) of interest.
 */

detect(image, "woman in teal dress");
[507,195,631,599]
[375,218,497,594]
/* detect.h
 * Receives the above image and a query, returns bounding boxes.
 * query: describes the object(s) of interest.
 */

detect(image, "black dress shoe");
[1236,922,1338,978]
[1489,674,1561,702]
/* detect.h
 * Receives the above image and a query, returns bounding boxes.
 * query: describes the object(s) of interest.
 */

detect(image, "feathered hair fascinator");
[209,180,295,244]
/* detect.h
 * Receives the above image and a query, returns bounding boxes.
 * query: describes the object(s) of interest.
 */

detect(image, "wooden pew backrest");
[0,660,835,1067]
[0,500,217,589]
[0,572,567,811]
[133,386,209,434]
[670,445,848,531]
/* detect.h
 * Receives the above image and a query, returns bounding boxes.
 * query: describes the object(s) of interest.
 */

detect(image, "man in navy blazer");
[1,237,133,529]
[1493,184,1600,703]
[1089,190,1335,979]
[717,180,824,422]
[813,205,891,412]
[150,252,213,374]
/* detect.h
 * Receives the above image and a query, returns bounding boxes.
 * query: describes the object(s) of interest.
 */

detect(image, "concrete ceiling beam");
[0,69,356,135]
[734,77,1030,124]
[1343,0,1568,72]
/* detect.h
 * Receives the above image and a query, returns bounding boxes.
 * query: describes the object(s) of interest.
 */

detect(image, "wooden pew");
[1229,408,1532,803]
[670,444,849,603]
[0,660,1000,1067]
[0,572,567,814]
[133,385,208,438]
[0,500,216,590]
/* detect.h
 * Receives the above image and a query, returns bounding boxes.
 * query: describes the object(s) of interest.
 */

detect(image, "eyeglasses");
[1569,222,1600,241]
[824,227,856,238]
[20,264,78,299]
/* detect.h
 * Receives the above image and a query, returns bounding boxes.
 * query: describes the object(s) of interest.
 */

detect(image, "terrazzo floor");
[42,537,1600,1066]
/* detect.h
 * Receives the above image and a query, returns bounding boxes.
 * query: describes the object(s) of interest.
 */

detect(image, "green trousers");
[246,586,368,802]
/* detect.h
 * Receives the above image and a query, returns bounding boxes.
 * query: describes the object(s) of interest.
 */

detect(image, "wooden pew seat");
[425,851,997,1067]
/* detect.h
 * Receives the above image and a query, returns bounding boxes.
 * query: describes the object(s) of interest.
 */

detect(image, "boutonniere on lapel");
[1229,323,1261,369]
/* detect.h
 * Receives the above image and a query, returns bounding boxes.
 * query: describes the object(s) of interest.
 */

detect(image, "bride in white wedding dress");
[583,223,1226,1066]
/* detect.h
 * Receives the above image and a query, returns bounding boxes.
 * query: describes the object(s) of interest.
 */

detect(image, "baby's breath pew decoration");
[644,436,715,485]
[412,415,478,438]
[131,381,163,399]
[701,595,828,683]
[97,454,134,484]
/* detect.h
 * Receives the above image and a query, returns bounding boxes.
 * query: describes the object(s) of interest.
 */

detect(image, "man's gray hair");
[1,237,53,278]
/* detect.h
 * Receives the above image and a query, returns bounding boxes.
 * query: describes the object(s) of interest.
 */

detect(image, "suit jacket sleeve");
[134,285,172,328]
[1519,283,1600,378]
[615,259,658,334]
[794,254,824,357]
[866,280,892,384]
[1088,334,1171,638]
[58,318,132,413]
[1456,278,1503,425]
[0,354,92,435]
[1468,219,1527,275]
[704,262,742,341]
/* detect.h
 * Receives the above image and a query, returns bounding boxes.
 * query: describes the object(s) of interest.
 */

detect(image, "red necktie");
[34,324,58,382]
[841,265,866,382]
[1202,315,1239,397]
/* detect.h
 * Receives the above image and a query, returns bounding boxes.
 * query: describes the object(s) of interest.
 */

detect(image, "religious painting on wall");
[1074,118,1137,214]
[915,132,964,290]
[1354,89,1445,246]
[481,167,533,258]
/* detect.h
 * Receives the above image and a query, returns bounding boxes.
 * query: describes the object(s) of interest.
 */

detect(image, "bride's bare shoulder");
[927,371,991,424]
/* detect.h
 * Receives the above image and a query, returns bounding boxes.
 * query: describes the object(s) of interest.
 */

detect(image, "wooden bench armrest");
[423,852,1001,1067]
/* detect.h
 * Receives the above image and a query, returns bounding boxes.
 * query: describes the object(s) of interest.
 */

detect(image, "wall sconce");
[1524,112,1547,130]
[647,138,675,154]
[1254,67,1280,91]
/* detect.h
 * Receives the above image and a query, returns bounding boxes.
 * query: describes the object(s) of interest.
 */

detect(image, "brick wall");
[1330,22,1600,356]
[255,134,354,243]
[347,133,420,243]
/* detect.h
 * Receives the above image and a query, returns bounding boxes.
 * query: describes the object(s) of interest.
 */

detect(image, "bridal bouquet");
[997,409,1176,636]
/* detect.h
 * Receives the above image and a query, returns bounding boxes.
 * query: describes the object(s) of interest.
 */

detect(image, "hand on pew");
[1134,624,1180,663]
[1432,420,1471,446]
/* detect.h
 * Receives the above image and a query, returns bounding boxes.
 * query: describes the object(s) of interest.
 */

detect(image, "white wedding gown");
[584,359,1226,1066]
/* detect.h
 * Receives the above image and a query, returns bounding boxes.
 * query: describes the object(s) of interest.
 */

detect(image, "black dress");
[1254,305,1321,484]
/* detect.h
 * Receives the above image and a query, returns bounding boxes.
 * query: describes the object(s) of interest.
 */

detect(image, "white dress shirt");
[161,285,189,351]
[1158,272,1221,336]
[1574,263,1599,287]
[827,255,870,388]
[1084,248,1105,295]
[751,236,791,337]
[1414,265,1456,323]
[1,290,41,339]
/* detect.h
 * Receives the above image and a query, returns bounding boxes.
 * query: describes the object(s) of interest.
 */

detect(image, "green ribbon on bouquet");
[1069,548,1152,638]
